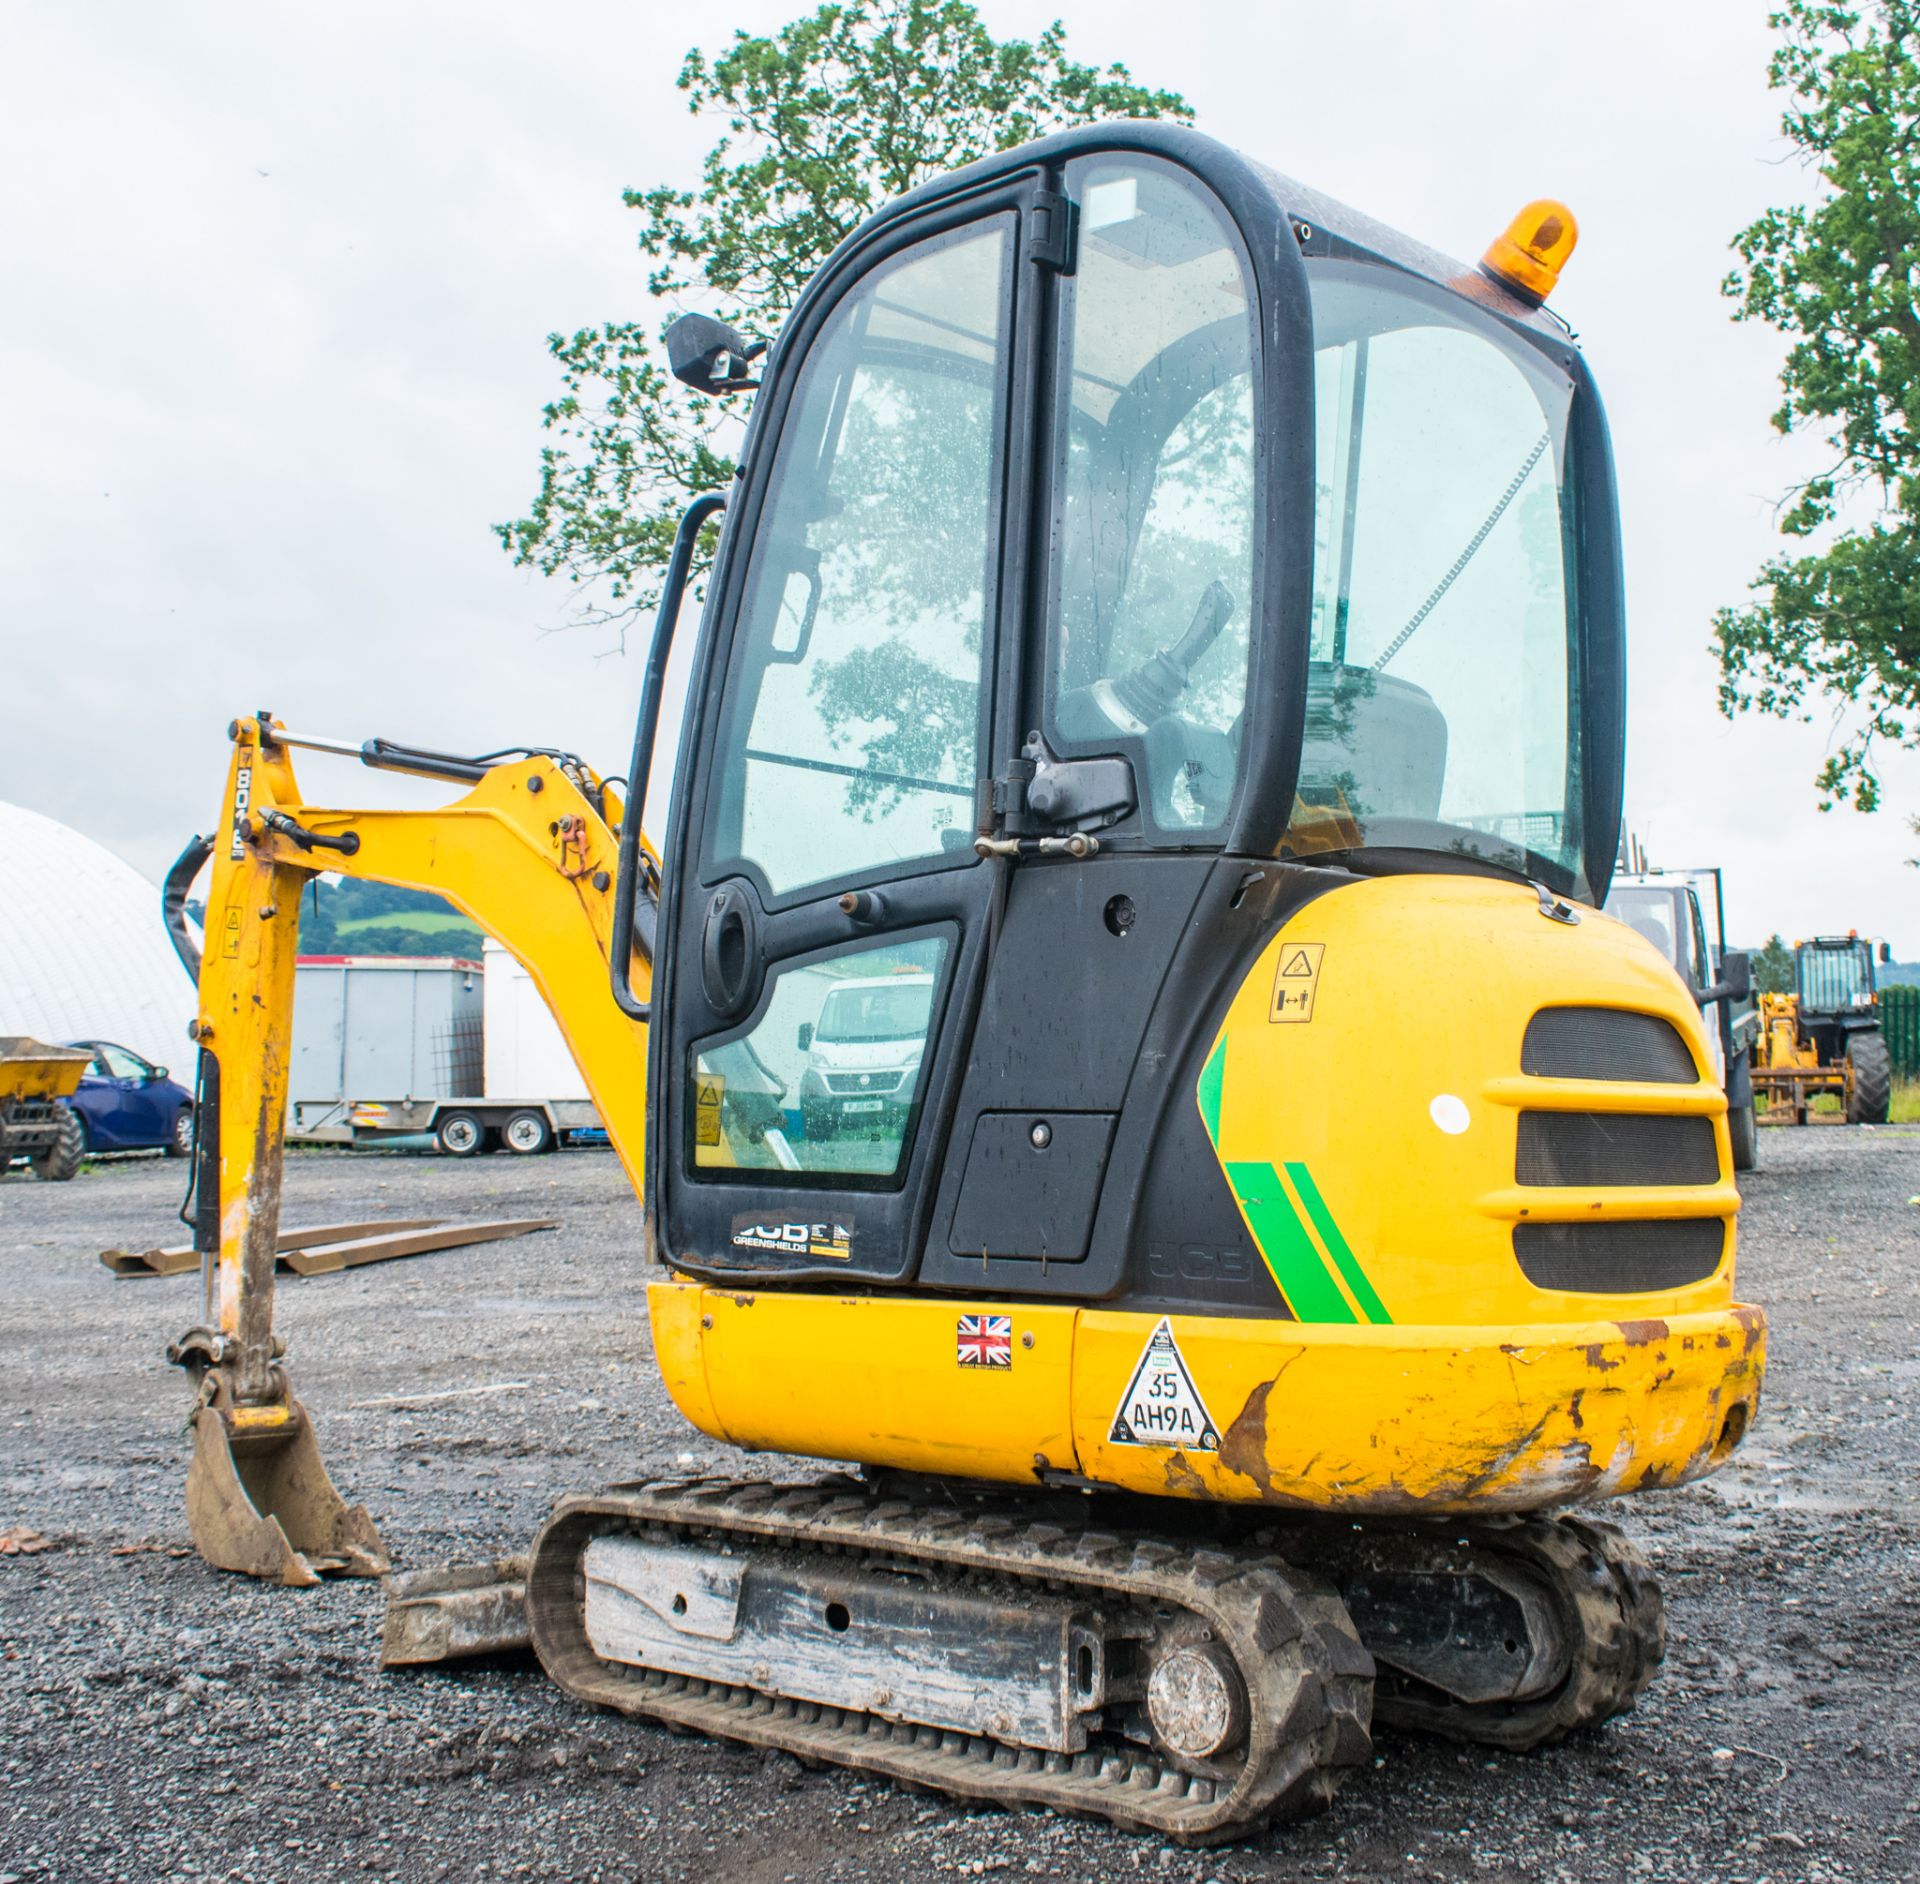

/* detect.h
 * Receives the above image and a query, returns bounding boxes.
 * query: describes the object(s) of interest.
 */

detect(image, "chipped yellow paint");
[1073,1303,1766,1514]
[651,1280,1765,1514]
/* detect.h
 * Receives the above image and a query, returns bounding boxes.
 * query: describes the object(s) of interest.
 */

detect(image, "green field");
[336,911,480,937]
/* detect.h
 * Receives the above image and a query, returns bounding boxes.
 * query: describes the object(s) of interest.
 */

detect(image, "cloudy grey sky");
[3,0,1914,950]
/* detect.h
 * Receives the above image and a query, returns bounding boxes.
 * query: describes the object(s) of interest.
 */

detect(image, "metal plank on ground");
[101,1219,446,1278]
[279,1218,559,1275]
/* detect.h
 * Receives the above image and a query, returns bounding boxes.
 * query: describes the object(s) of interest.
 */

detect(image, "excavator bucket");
[182,1375,387,1588]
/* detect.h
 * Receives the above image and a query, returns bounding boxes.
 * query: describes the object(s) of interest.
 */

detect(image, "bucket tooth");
[184,1386,387,1587]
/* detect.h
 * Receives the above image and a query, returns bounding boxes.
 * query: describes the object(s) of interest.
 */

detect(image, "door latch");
[1020,731,1134,830]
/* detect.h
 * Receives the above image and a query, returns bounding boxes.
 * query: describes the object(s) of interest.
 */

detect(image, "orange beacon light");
[1481,200,1579,303]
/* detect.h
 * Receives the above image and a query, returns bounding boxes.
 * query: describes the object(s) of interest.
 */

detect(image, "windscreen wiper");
[1372,432,1551,672]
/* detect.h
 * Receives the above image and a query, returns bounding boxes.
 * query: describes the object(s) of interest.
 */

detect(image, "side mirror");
[1698,952,1751,1007]
[1879,941,1893,964]
[796,1022,814,1052]
[151,1066,169,1083]
[665,313,766,396]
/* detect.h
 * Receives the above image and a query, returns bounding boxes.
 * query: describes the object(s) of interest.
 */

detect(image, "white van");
[795,970,935,1141]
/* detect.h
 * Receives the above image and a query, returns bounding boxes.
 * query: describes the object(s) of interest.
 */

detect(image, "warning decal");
[693,1074,725,1148]
[1109,1318,1220,1452]
[1268,942,1324,1024]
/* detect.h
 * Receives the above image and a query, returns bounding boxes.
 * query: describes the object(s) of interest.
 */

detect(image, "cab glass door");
[1041,158,1259,840]
[702,220,1011,902]
[659,206,1022,1280]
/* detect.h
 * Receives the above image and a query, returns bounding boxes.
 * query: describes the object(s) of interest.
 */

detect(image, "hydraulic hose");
[162,834,215,983]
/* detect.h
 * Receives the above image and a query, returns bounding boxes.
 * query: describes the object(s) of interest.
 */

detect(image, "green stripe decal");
[1285,1162,1392,1325]
[1196,1038,1227,1146]
[1224,1161,1356,1324]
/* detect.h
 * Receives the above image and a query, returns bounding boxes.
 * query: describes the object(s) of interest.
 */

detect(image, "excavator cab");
[650,128,1623,1305]
[173,124,1764,1843]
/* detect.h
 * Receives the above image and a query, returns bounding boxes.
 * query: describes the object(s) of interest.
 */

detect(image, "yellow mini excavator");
[162,125,1764,1843]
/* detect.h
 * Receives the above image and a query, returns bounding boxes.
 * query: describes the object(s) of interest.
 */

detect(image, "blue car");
[62,1041,195,1158]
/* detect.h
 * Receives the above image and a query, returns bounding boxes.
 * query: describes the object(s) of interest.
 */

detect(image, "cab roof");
[874,119,1575,349]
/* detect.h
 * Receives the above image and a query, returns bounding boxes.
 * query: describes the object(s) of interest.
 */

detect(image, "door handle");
[699,883,762,1020]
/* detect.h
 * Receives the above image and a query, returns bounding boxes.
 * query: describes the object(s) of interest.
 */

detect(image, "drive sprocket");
[1353,1512,1665,1750]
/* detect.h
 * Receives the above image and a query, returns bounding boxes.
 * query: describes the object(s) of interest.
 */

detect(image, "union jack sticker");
[956,1314,1012,1368]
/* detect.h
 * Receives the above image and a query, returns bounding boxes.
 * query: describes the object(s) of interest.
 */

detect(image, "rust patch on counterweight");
[1218,1378,1277,1495]
[1217,1374,1607,1516]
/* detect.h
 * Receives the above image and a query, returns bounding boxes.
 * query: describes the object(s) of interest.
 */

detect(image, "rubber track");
[526,1479,1374,1844]
[1368,1513,1665,1750]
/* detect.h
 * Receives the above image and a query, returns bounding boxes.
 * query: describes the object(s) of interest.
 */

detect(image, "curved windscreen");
[1291,263,1584,889]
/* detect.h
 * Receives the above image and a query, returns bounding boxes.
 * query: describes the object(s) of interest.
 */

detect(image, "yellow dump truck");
[0,1037,92,1179]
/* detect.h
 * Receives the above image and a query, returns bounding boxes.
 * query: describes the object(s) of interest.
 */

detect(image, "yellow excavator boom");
[169,715,649,1584]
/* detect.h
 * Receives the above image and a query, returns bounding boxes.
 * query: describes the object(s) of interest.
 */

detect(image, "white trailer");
[290,949,602,1155]
[289,954,483,1143]
[347,941,601,1155]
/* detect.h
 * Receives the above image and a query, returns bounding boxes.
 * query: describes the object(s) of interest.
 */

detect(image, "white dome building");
[0,801,197,1068]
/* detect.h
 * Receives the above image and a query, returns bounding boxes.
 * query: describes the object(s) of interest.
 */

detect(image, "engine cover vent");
[1513,1219,1725,1293]
[1522,1008,1696,1084]
[1516,1112,1718,1187]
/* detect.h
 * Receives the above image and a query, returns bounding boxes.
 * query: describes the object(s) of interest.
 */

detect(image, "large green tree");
[1714,1,1920,820]
[1751,931,1797,994]
[497,1,1189,639]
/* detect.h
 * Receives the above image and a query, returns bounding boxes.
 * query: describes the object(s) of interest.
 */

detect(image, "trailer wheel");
[31,1104,85,1182]
[1727,1101,1758,1173]
[502,1110,554,1155]
[436,1110,485,1157]
[1846,1031,1892,1125]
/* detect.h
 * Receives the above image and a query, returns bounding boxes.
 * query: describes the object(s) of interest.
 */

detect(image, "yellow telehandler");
[1752,934,1894,1125]
[161,124,1763,1843]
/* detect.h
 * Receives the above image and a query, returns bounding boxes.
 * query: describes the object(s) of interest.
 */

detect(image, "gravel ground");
[2,1126,1917,1883]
